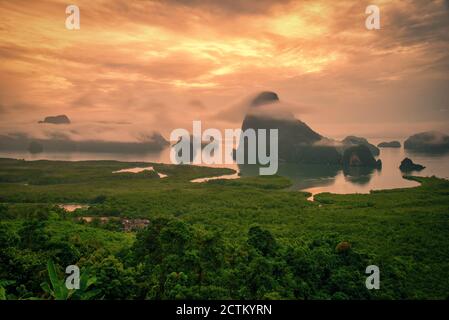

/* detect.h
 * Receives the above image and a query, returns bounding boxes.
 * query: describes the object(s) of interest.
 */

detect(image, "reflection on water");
[239,144,449,196]
[238,163,340,190]
[113,166,168,178]
[342,166,379,186]
[2,138,449,196]
[191,172,240,183]
[58,204,89,212]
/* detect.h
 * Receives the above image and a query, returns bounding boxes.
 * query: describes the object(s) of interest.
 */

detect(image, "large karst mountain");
[239,91,380,168]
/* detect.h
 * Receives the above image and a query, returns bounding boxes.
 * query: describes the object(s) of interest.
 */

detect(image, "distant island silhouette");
[38,115,71,124]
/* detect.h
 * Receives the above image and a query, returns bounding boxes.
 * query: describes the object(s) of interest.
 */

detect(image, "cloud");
[188,99,205,109]
[162,0,295,15]
[0,0,448,140]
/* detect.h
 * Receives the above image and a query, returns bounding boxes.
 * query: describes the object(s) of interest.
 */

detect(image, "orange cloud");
[0,0,448,140]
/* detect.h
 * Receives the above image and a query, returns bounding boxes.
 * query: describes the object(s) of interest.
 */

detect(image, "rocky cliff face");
[342,145,382,169]
[239,91,341,164]
[250,91,280,107]
[342,136,380,156]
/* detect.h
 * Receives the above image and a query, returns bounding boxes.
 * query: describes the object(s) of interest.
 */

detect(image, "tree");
[87,255,138,299]
[0,204,11,219]
[163,272,189,299]
[0,223,19,249]
[41,260,98,300]
[247,226,277,256]
[19,220,49,250]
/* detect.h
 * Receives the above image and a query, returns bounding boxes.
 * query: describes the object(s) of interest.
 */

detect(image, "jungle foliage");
[0,158,448,299]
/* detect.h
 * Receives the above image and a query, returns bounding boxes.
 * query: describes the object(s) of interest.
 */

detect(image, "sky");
[0,0,448,142]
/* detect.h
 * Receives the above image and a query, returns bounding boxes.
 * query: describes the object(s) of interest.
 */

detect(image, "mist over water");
[2,137,448,196]
[240,138,449,195]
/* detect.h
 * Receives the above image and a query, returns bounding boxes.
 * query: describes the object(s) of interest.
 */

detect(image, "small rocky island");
[342,136,380,156]
[399,158,425,172]
[38,114,71,124]
[404,131,449,153]
[378,141,401,148]
[343,145,382,169]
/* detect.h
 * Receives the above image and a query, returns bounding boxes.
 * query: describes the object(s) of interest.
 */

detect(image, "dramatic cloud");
[0,0,448,140]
